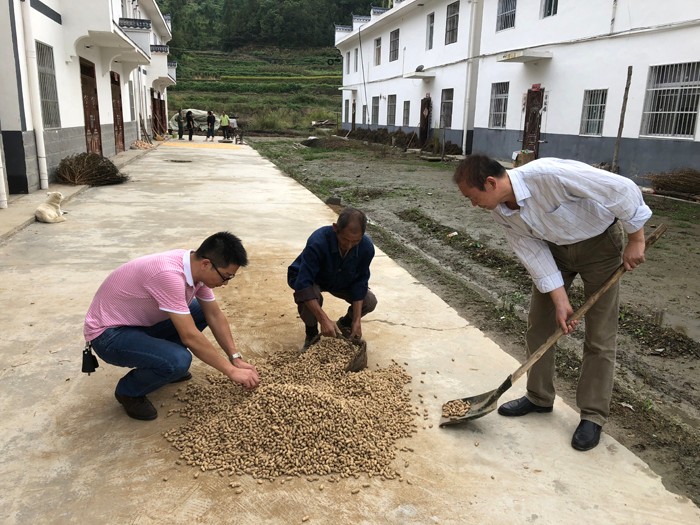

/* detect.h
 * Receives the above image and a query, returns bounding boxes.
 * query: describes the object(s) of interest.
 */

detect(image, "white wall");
[338,0,476,129]
[475,18,700,141]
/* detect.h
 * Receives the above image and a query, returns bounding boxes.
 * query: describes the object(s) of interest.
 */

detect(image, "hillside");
[167,47,343,132]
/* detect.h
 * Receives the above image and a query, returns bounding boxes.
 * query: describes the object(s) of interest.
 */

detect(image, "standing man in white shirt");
[453,155,652,451]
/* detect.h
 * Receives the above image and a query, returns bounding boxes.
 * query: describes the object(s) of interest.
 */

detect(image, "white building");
[0,0,176,205]
[335,0,700,177]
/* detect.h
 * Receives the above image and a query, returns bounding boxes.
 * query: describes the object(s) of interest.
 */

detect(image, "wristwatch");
[229,352,242,362]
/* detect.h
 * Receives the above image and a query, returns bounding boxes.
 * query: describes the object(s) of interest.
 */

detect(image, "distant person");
[452,155,652,451]
[231,115,241,144]
[220,111,230,140]
[287,208,377,351]
[84,232,260,420]
[206,110,216,142]
[185,110,195,141]
[175,110,184,140]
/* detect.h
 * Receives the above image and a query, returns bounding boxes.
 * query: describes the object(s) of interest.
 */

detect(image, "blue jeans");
[91,300,207,397]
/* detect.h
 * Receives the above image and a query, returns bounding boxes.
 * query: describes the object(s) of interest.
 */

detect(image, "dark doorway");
[419,95,432,147]
[111,71,125,154]
[80,58,102,155]
[522,87,545,157]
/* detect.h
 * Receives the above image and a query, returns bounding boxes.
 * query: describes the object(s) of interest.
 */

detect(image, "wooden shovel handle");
[510,223,667,384]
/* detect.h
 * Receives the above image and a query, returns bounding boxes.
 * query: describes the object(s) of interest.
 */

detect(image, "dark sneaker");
[302,325,319,352]
[336,316,352,338]
[115,392,158,420]
[170,372,192,384]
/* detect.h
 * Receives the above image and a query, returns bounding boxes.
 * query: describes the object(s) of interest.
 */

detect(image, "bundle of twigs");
[647,168,700,197]
[55,153,129,186]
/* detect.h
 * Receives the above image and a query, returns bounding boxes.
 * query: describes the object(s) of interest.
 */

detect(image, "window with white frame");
[403,100,410,127]
[497,0,517,31]
[489,82,509,128]
[641,62,700,138]
[580,89,607,136]
[346,51,350,74]
[372,96,380,125]
[36,41,61,129]
[387,95,397,126]
[362,104,367,125]
[390,29,399,62]
[440,89,454,128]
[374,37,382,66]
[540,0,557,18]
[345,99,350,123]
[426,13,434,50]
[445,2,459,45]
[354,48,358,72]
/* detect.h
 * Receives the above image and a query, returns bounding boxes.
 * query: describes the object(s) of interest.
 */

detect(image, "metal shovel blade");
[439,376,513,427]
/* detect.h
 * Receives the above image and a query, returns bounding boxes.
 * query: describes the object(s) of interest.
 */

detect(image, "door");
[522,87,545,157]
[111,72,125,154]
[80,59,102,155]
[351,100,356,132]
[419,95,432,147]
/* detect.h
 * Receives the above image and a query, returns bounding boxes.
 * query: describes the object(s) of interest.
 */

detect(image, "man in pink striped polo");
[84,232,259,420]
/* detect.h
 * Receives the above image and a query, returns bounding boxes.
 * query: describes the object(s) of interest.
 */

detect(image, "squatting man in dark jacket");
[453,155,651,451]
[287,208,377,351]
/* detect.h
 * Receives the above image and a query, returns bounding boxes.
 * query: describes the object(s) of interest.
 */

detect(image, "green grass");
[168,47,341,131]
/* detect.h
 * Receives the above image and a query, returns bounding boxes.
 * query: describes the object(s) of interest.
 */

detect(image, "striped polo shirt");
[84,249,215,341]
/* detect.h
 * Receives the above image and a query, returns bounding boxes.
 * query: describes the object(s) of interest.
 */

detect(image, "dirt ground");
[248,135,700,505]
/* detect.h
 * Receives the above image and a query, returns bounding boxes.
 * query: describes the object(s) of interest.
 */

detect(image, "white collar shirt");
[491,158,652,293]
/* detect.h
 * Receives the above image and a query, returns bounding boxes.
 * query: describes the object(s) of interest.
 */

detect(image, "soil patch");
[249,136,700,505]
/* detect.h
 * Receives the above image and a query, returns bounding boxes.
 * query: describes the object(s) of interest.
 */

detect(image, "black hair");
[336,207,368,234]
[195,232,248,267]
[452,154,507,191]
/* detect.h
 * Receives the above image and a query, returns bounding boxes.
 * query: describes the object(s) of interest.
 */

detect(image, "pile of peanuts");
[441,399,472,419]
[164,337,415,480]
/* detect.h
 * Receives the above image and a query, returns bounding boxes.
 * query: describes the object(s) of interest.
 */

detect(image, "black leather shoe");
[497,396,553,417]
[571,420,602,451]
[115,393,157,420]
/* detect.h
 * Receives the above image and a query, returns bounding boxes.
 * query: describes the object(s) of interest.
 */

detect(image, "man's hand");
[623,239,646,271]
[320,317,339,337]
[550,287,577,334]
[227,365,260,389]
[350,319,362,339]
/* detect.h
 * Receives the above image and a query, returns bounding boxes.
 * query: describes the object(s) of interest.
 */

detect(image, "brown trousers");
[298,284,377,327]
[525,221,624,426]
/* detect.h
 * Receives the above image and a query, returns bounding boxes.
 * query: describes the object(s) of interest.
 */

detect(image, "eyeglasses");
[210,260,234,282]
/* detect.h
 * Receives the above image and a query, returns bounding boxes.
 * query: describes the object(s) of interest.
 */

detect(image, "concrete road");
[0,141,697,525]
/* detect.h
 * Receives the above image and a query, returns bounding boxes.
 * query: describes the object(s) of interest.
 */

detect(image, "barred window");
[387,95,397,126]
[36,41,61,129]
[426,13,434,50]
[346,51,350,74]
[374,38,382,66]
[403,100,410,127]
[372,96,380,125]
[489,82,509,128]
[641,62,700,138]
[445,2,459,45]
[497,0,517,31]
[362,105,367,125]
[389,30,399,62]
[345,99,350,123]
[440,89,454,128]
[541,0,557,18]
[354,48,358,72]
[580,89,607,136]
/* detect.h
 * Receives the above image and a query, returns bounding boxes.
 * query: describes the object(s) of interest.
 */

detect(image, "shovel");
[439,223,667,427]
